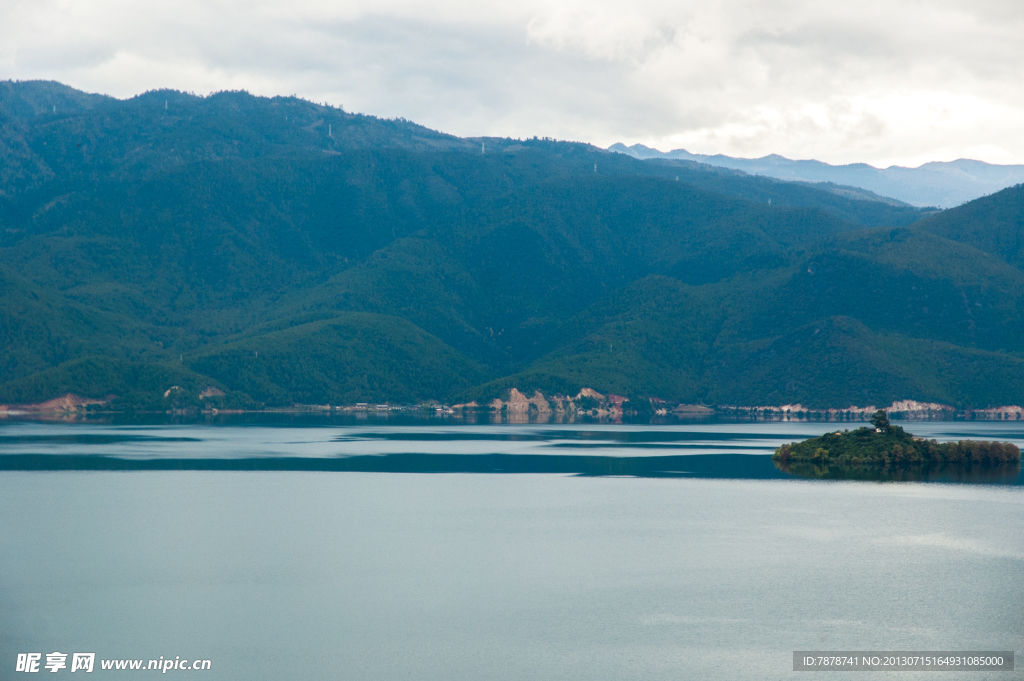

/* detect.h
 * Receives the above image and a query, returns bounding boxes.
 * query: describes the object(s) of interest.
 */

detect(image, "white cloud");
[1,0,1022,166]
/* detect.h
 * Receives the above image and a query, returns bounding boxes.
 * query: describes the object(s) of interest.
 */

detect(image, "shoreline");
[2,408,1024,425]
[2,390,1022,423]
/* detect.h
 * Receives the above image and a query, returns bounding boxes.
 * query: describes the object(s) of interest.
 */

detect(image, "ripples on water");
[1,419,1021,484]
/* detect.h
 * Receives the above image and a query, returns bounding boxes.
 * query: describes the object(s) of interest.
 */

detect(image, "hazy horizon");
[608,141,1024,171]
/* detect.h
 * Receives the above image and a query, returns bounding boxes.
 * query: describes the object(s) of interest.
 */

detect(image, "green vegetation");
[0,357,254,411]
[917,183,1024,268]
[773,410,1022,467]
[2,81,1024,409]
[188,312,487,406]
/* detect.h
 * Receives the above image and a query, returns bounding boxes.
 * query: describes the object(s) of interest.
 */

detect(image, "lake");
[1,419,1022,679]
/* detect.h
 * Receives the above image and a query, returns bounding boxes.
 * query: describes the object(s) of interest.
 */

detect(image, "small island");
[774,410,1021,481]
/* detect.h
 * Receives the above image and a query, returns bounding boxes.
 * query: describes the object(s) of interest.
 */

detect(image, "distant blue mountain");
[608,143,1024,208]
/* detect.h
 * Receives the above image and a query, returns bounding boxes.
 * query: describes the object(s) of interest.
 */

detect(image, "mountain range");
[1,80,1023,411]
[608,143,1024,209]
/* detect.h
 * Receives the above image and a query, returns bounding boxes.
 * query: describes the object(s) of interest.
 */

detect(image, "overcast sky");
[2,0,1022,167]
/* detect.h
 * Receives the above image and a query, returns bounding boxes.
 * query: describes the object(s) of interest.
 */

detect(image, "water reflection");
[1,450,1021,485]
[0,452,788,478]
[1,420,1022,485]
[775,459,1022,484]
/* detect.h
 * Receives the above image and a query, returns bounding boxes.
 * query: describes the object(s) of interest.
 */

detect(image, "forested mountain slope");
[1,81,1020,409]
[915,184,1024,269]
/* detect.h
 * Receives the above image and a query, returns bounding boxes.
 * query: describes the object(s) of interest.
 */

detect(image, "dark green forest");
[775,411,1022,466]
[2,80,1023,409]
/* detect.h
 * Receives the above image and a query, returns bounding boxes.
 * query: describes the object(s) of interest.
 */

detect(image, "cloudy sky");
[2,0,1022,167]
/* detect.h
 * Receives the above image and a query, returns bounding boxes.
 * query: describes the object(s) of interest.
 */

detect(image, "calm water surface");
[1,420,1022,679]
